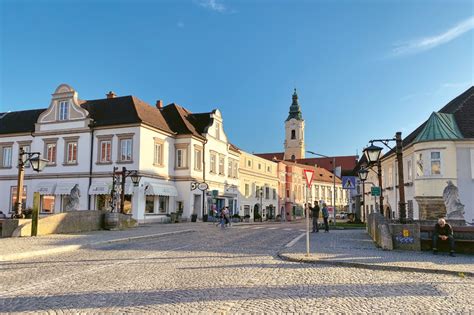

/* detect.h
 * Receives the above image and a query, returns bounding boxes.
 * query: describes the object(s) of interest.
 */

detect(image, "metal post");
[395,132,407,223]
[110,166,118,212]
[120,166,126,214]
[202,140,206,220]
[332,157,336,225]
[14,149,25,218]
[305,185,310,256]
[377,160,384,215]
[361,180,366,222]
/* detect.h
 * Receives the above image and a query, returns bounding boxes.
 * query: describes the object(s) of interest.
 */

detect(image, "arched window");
[291,154,295,160]
[291,130,296,139]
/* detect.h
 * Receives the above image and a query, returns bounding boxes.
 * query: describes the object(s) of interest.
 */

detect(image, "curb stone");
[277,252,473,277]
[0,229,195,262]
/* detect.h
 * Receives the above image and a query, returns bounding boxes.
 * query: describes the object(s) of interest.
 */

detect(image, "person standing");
[322,203,329,232]
[311,201,320,233]
[432,218,455,256]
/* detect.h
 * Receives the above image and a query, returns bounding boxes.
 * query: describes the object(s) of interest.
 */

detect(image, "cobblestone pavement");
[280,227,474,275]
[1,222,473,313]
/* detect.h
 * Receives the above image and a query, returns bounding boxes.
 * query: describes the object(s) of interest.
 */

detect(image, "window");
[291,154,295,161]
[291,130,296,139]
[265,187,270,199]
[2,146,12,167]
[19,144,31,168]
[255,185,260,198]
[154,141,164,166]
[99,140,112,163]
[120,138,133,162]
[194,147,202,171]
[407,160,412,181]
[247,160,252,167]
[233,160,238,178]
[58,101,69,120]
[267,165,271,172]
[158,196,169,213]
[10,186,26,213]
[258,163,262,170]
[228,160,232,177]
[273,188,276,200]
[286,190,290,198]
[46,142,57,165]
[388,167,393,187]
[245,184,249,197]
[431,152,441,175]
[210,153,217,173]
[174,144,188,169]
[416,153,423,177]
[145,196,155,213]
[219,155,225,175]
[315,185,320,199]
[41,195,55,213]
[65,141,78,164]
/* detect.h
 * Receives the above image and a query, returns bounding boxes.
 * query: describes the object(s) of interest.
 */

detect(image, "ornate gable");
[37,84,89,123]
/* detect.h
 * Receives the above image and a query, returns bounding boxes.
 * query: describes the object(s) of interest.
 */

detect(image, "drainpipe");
[88,120,95,210]
[202,138,208,219]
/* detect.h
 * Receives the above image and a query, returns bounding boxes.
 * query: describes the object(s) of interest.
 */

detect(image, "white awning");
[89,182,111,195]
[145,183,178,196]
[55,183,77,195]
[36,182,56,195]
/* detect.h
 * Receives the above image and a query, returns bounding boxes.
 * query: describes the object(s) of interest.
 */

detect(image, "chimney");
[156,100,163,109]
[106,91,117,99]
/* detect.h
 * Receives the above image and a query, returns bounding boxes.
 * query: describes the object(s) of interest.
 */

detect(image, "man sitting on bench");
[432,218,455,257]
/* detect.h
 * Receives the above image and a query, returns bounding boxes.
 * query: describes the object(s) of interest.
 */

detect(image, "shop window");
[159,196,169,213]
[41,195,55,213]
[10,186,26,213]
[96,195,111,211]
[145,196,155,214]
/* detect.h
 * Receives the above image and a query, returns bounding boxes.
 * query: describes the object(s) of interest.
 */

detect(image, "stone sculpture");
[442,180,465,220]
[65,184,81,211]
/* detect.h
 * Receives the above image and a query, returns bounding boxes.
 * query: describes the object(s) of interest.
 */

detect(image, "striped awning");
[55,183,77,195]
[145,183,178,196]
[88,182,111,195]
[35,182,56,195]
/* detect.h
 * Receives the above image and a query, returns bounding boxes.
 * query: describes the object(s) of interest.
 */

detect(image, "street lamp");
[306,150,337,225]
[14,148,48,218]
[112,166,141,214]
[363,132,407,223]
[358,168,368,222]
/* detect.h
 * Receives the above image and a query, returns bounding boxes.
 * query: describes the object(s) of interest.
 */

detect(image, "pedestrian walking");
[311,201,320,233]
[224,206,231,227]
[322,203,329,232]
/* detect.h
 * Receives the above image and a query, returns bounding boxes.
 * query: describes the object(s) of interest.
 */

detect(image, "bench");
[420,225,474,254]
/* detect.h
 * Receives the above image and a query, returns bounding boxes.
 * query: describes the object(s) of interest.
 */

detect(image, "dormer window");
[59,101,69,121]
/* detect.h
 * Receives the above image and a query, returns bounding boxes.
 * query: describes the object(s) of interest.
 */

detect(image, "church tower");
[284,89,305,160]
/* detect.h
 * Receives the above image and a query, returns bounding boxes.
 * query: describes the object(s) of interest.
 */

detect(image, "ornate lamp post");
[358,167,369,222]
[14,148,48,218]
[363,132,406,223]
[110,167,141,214]
[119,167,141,214]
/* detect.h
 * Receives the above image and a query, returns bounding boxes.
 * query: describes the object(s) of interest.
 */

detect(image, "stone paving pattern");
[0,222,473,313]
[280,228,474,275]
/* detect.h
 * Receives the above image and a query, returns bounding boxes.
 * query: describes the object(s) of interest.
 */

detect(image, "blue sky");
[1,0,473,156]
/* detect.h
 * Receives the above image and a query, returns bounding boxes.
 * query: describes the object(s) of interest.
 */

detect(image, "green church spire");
[286,88,303,121]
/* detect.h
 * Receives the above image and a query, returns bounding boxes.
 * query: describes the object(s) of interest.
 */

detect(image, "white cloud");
[198,0,226,13]
[391,16,474,56]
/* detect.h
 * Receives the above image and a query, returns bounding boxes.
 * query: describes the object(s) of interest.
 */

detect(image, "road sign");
[303,169,315,186]
[342,176,356,189]
[371,186,381,196]
[198,182,209,191]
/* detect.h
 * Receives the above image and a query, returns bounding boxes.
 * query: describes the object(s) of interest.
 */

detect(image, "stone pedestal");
[389,223,421,251]
[415,196,445,220]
